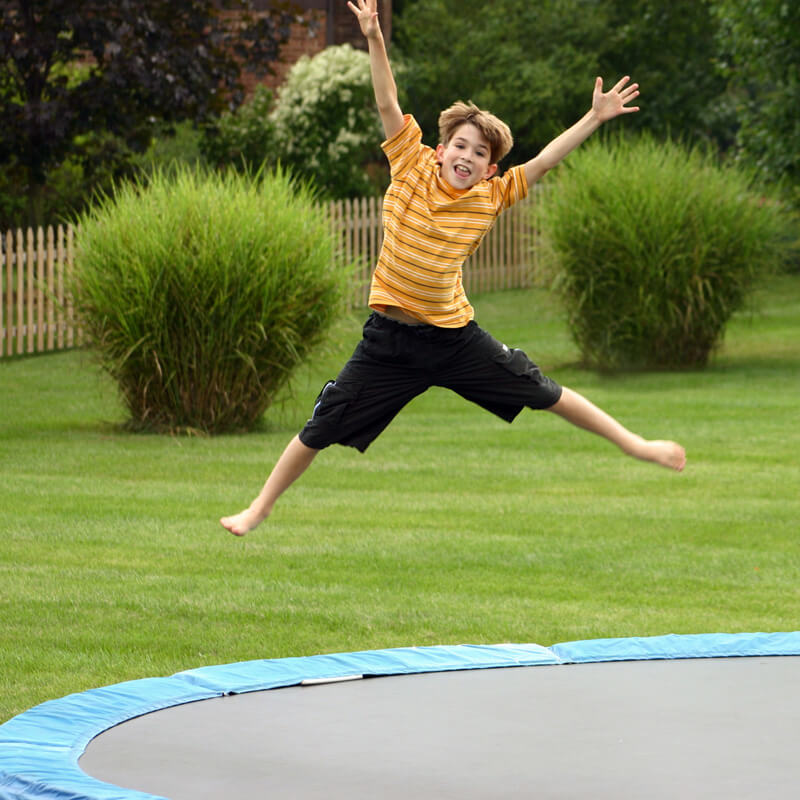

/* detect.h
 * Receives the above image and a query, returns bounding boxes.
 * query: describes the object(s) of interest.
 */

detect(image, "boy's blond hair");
[438,101,514,164]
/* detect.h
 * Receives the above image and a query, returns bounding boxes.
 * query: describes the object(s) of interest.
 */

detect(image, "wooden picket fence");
[1,225,82,357]
[1,196,535,358]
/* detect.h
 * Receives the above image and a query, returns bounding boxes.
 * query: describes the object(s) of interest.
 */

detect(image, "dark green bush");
[199,86,276,172]
[536,135,794,369]
[73,166,348,433]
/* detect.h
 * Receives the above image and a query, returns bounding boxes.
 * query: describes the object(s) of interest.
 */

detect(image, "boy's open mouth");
[454,165,471,178]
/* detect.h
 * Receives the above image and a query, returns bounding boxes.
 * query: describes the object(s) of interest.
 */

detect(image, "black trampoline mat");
[80,656,800,799]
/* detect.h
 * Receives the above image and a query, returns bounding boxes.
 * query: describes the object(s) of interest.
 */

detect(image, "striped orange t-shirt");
[369,114,528,328]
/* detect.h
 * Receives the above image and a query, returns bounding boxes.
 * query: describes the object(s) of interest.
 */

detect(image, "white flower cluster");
[269,45,382,196]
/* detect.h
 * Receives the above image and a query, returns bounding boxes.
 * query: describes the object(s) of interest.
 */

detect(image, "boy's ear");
[484,163,498,179]
[435,143,445,163]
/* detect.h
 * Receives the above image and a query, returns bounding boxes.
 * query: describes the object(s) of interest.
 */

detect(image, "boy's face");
[436,123,498,189]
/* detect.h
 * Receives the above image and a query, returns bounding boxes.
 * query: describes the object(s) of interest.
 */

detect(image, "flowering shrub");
[269,44,384,198]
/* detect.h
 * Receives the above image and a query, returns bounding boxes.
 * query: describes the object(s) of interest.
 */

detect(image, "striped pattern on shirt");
[368,114,528,328]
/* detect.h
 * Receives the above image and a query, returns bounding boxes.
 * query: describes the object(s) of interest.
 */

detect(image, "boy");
[220,0,685,536]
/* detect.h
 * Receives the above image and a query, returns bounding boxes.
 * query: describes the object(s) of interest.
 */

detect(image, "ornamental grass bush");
[536,135,794,370]
[73,166,348,434]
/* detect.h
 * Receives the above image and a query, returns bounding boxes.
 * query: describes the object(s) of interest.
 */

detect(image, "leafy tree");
[393,0,733,162]
[0,0,299,225]
[600,0,728,145]
[713,0,800,203]
[201,45,383,198]
[393,0,612,168]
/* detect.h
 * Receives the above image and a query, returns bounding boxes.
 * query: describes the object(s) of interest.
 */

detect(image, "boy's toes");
[656,440,686,471]
[220,514,247,536]
[220,508,267,536]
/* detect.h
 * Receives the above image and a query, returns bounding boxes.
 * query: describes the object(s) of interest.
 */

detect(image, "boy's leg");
[220,435,319,536]
[432,323,685,471]
[548,386,686,471]
[220,314,436,537]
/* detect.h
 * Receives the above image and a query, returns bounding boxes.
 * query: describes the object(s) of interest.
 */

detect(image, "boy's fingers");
[612,75,632,93]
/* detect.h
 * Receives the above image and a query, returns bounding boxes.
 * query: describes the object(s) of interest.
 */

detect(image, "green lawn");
[1,277,798,723]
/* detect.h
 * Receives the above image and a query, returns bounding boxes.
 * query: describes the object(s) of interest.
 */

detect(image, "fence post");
[66,225,78,348]
[14,230,22,355]
[1,232,5,356]
[36,226,45,352]
[25,228,33,353]
[56,225,65,349]
[2,231,9,356]
[46,226,55,350]
[359,195,369,308]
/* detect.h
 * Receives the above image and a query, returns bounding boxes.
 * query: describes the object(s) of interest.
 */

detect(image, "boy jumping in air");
[221,0,685,536]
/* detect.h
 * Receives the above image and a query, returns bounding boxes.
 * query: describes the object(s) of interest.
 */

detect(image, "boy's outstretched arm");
[348,0,405,139]
[523,76,640,186]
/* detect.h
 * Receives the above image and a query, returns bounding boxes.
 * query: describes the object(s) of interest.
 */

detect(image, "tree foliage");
[394,0,610,168]
[713,0,800,202]
[202,44,384,198]
[200,85,277,171]
[600,0,727,144]
[0,0,300,224]
[394,0,733,165]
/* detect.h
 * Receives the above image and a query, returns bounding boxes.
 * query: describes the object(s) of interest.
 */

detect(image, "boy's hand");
[592,76,640,122]
[347,0,380,39]
[523,75,639,185]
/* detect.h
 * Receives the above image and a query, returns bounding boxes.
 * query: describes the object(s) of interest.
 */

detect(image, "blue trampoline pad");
[2,633,799,800]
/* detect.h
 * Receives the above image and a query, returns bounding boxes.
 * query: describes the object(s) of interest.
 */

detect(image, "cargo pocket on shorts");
[492,340,543,381]
[301,377,365,449]
[491,339,562,410]
[310,379,358,426]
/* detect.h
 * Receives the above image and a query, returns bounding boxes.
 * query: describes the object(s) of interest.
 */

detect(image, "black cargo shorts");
[299,312,562,452]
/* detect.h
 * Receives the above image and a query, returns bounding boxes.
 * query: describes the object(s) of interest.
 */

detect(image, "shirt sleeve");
[381,114,429,181]
[489,165,529,213]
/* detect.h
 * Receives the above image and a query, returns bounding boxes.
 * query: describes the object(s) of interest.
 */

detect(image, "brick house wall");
[244,0,392,92]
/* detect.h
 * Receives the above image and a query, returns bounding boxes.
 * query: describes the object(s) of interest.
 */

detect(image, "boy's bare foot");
[220,507,268,536]
[628,438,686,471]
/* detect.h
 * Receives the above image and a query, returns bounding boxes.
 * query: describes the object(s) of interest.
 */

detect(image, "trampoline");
[1,632,799,800]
